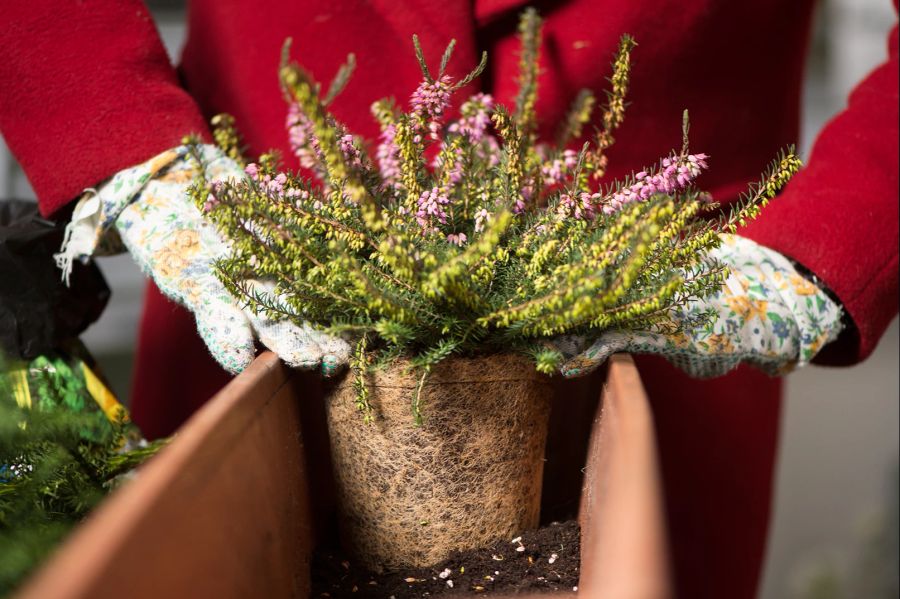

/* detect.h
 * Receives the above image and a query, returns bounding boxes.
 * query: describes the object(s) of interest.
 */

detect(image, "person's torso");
[181,0,816,203]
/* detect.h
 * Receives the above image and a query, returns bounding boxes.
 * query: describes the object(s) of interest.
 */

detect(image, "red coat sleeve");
[741,18,899,365]
[0,1,210,217]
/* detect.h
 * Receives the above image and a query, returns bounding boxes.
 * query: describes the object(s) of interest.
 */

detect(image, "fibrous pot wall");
[325,354,552,571]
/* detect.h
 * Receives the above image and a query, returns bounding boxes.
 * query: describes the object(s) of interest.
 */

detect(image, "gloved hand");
[56,144,350,375]
[557,234,844,378]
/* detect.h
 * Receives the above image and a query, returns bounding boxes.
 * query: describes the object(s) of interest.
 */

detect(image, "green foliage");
[0,352,166,594]
[188,11,800,420]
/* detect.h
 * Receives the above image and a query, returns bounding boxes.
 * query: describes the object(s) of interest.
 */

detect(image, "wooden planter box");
[16,353,671,599]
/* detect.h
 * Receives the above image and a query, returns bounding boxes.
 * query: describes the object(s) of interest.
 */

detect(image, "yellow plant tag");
[81,362,129,424]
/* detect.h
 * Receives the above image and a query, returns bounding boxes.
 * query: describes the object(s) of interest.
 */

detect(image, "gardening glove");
[56,144,350,375]
[557,234,844,378]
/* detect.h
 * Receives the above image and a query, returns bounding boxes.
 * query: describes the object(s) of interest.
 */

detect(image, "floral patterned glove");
[56,145,350,375]
[558,234,844,378]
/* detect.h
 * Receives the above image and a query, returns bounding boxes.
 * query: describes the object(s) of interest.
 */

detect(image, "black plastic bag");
[0,200,109,359]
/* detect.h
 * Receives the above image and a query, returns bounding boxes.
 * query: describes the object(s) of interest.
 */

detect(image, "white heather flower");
[474,208,490,233]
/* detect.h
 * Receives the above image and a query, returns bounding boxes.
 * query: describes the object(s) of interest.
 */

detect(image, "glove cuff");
[728,234,845,370]
[54,146,192,284]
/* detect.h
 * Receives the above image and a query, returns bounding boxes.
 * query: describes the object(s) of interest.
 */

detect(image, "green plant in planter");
[0,349,167,593]
[188,9,800,422]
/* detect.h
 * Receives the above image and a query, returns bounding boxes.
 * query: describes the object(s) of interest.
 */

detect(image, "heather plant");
[188,9,801,421]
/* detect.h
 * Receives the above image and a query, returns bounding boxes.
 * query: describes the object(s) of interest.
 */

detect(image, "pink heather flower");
[258,172,288,198]
[202,192,219,213]
[289,103,361,175]
[513,198,527,214]
[286,104,322,170]
[448,93,502,166]
[557,192,595,221]
[541,149,580,187]
[601,153,709,214]
[482,137,502,167]
[448,93,494,143]
[521,184,535,202]
[541,161,564,186]
[244,163,259,180]
[339,133,364,169]
[473,208,490,233]
[410,75,453,141]
[203,180,225,212]
[284,187,311,208]
[376,123,401,187]
[446,232,468,246]
[416,186,451,229]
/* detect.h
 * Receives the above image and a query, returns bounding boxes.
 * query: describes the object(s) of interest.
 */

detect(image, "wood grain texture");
[578,354,672,599]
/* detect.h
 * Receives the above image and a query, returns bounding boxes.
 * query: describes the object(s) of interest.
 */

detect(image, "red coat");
[2,1,897,596]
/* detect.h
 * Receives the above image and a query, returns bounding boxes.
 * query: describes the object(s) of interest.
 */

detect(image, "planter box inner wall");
[17,353,671,599]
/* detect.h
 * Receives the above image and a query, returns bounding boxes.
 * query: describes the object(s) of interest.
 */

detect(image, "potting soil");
[311,520,580,597]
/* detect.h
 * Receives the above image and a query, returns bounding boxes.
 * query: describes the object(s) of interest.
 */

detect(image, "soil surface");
[311,520,580,597]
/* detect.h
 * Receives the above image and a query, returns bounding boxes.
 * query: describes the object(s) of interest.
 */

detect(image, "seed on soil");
[311,520,580,598]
